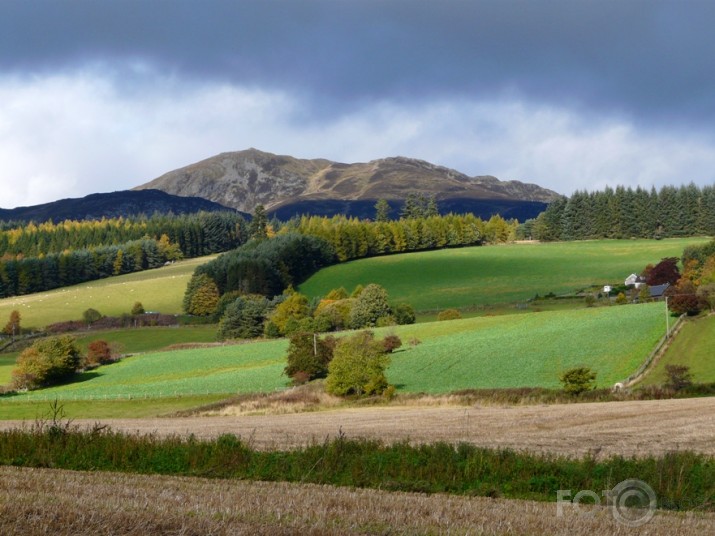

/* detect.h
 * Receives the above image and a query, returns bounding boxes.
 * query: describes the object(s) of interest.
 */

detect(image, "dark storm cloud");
[2,0,715,126]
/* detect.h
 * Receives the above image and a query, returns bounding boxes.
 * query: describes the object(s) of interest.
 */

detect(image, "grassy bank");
[640,314,715,385]
[0,423,712,513]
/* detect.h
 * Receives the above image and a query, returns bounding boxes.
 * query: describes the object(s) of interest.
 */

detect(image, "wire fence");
[622,313,687,387]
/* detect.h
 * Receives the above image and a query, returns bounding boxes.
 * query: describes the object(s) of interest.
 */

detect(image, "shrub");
[559,366,597,396]
[183,273,220,316]
[269,290,310,335]
[263,321,281,338]
[12,335,81,390]
[392,303,416,325]
[213,290,244,321]
[349,284,391,328]
[218,295,271,340]
[314,298,354,331]
[284,332,336,383]
[584,295,596,307]
[85,340,114,367]
[664,364,693,391]
[326,331,390,396]
[382,334,402,353]
[667,281,705,316]
[437,309,462,321]
[376,315,396,327]
[324,287,348,300]
[82,308,103,325]
[130,302,145,316]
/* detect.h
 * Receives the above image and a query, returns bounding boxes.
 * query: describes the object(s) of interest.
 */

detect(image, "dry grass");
[192,381,345,416]
[3,396,713,458]
[1,465,713,535]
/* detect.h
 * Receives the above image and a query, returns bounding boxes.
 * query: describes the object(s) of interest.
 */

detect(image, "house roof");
[649,283,670,298]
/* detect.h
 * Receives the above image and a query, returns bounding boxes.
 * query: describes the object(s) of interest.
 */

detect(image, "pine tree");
[374,199,391,222]
[249,204,269,241]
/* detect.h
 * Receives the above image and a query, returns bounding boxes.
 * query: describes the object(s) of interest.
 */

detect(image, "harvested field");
[3,397,714,458]
[1,465,713,535]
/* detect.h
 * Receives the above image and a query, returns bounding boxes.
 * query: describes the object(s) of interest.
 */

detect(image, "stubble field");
[3,396,713,458]
[3,465,713,535]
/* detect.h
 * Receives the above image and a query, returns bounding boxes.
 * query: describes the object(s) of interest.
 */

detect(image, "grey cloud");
[2,1,715,125]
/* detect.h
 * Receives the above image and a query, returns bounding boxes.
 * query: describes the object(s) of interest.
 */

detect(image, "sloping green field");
[640,314,715,385]
[386,303,665,392]
[299,238,708,311]
[1,303,665,404]
[0,256,216,329]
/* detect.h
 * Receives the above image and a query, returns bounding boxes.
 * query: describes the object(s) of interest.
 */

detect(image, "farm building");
[625,273,647,288]
[648,283,670,299]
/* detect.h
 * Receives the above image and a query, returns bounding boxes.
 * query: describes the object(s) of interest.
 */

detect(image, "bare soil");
[1,465,713,535]
[3,396,714,457]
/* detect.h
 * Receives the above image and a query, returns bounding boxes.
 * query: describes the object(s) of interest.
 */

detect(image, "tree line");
[281,212,517,262]
[526,184,715,241]
[0,211,248,259]
[0,237,181,298]
[0,211,250,299]
[185,211,519,313]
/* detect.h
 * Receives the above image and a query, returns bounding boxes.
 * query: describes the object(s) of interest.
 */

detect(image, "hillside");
[0,255,214,328]
[0,189,243,223]
[133,148,559,219]
[2,303,664,404]
[299,238,709,311]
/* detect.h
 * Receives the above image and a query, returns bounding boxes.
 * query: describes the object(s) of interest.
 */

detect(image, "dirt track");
[4,396,714,457]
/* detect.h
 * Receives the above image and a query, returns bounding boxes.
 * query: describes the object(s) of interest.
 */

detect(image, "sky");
[2,0,715,209]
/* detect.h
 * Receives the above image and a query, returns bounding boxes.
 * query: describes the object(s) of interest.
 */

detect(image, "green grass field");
[72,325,219,354]
[0,255,216,329]
[299,238,708,311]
[0,395,228,420]
[0,325,219,395]
[639,314,715,386]
[0,303,665,412]
[2,339,289,402]
[385,302,665,392]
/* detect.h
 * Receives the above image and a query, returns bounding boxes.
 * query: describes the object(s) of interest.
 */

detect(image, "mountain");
[134,149,559,220]
[0,189,243,223]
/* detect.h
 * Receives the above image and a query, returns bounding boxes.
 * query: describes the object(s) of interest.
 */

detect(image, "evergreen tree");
[374,199,391,222]
[249,204,269,241]
[425,195,439,217]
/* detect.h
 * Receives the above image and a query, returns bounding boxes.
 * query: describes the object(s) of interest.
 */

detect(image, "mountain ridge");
[0,189,243,224]
[134,148,559,214]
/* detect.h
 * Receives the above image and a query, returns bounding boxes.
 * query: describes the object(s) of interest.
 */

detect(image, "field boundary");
[623,313,687,387]
[0,391,240,403]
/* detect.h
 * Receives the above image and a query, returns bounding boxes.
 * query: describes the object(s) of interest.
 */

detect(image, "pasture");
[0,255,216,329]
[640,314,715,385]
[299,238,708,311]
[386,302,665,391]
[0,303,665,413]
